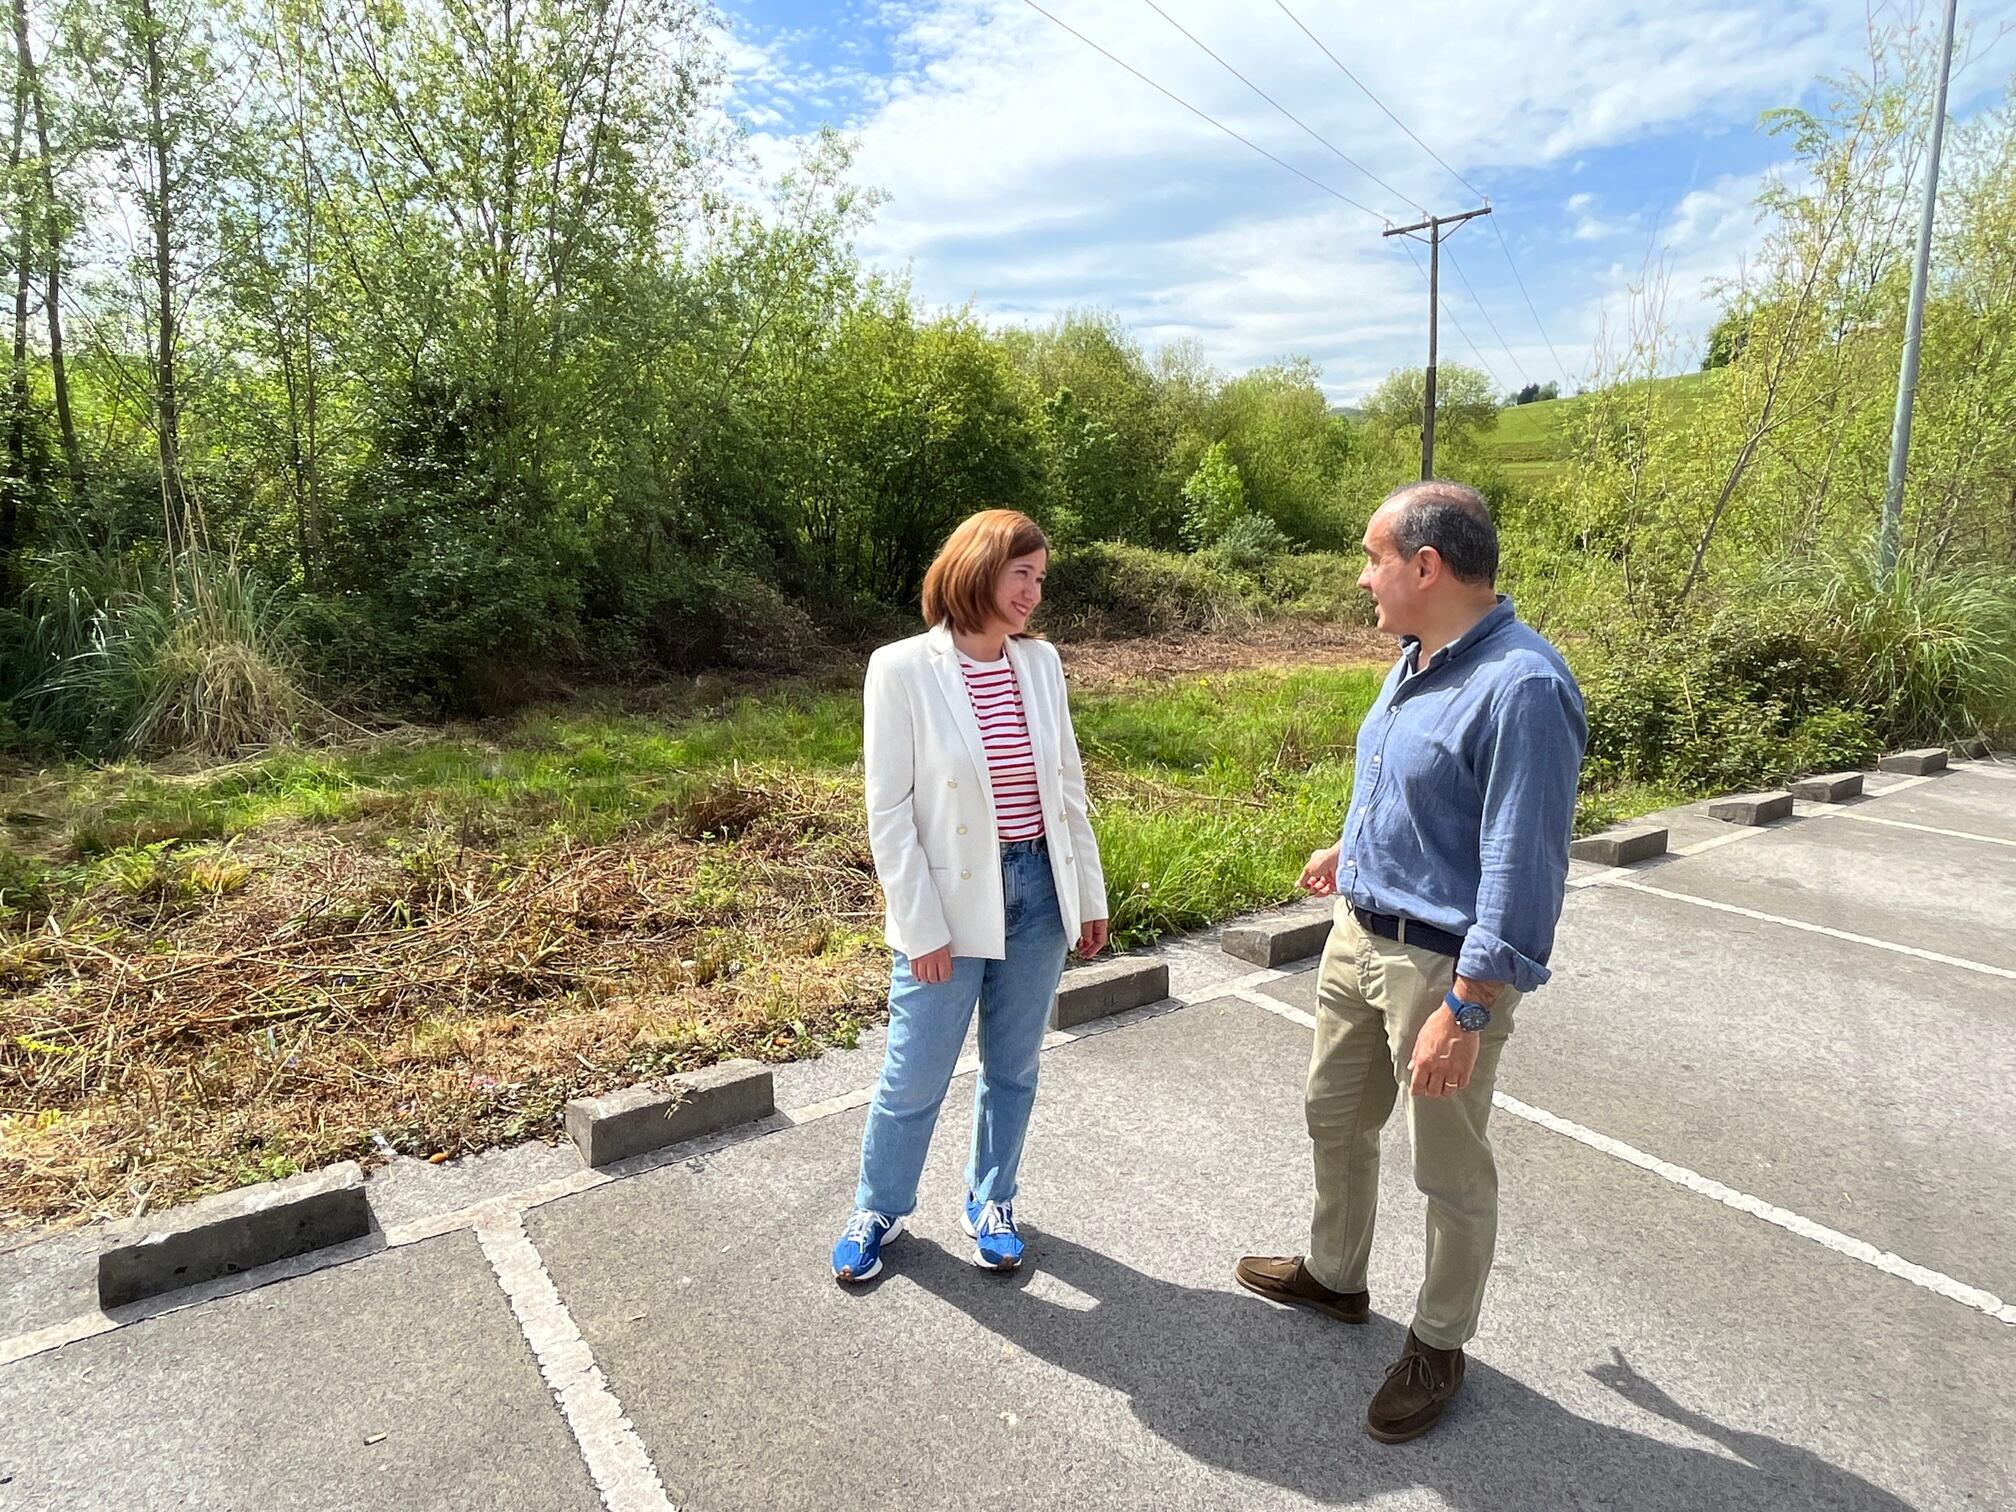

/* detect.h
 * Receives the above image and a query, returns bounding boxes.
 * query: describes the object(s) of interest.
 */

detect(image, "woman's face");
[991,548,1047,635]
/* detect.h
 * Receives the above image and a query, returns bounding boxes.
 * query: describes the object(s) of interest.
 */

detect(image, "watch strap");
[1443,987,1491,1029]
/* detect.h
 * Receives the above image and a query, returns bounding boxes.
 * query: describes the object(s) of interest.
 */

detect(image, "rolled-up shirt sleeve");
[1457,673,1588,992]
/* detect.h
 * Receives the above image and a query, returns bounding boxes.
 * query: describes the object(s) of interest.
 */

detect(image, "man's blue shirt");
[1337,596,1587,993]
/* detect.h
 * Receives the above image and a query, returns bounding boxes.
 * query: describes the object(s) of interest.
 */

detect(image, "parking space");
[2,762,2010,1509]
[0,1231,600,1512]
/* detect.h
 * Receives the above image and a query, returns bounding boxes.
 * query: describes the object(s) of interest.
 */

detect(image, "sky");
[713,1,2016,403]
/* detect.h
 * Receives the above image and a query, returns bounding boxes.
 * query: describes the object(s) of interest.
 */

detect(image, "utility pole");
[1880,0,1959,578]
[1385,204,1492,480]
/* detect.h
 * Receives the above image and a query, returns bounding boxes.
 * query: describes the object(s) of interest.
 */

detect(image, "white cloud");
[719,0,2016,399]
[1561,164,1794,374]
[1566,191,1639,242]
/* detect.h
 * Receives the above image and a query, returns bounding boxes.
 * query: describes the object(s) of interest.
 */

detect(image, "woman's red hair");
[920,510,1049,634]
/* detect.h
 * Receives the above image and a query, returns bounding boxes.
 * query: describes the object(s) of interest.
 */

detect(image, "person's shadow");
[900,1232,1917,1511]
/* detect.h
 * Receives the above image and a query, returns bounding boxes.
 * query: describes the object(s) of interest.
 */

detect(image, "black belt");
[1350,904,1464,959]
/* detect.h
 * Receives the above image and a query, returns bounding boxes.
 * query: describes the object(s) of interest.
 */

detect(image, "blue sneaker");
[962,1194,1024,1271]
[832,1210,904,1283]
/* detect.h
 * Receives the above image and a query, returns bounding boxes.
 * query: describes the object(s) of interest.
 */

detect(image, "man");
[1235,480,1586,1444]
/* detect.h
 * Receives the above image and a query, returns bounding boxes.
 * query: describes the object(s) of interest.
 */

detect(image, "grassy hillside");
[1487,370,1716,486]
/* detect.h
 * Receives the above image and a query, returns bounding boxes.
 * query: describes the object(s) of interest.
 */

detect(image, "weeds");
[3,651,1706,1231]
[11,548,320,758]
[1780,549,2016,744]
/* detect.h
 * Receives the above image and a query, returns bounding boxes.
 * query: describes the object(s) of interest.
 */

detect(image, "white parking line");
[1221,982,2016,1328]
[1616,880,2016,980]
[1950,761,2016,783]
[478,1217,677,1512]
[1669,824,1787,858]
[1567,864,1637,890]
[1493,1093,2016,1328]
[1235,985,1315,1029]
[1827,810,2016,848]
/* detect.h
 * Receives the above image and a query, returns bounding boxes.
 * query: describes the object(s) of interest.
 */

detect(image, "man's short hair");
[1382,480,1498,585]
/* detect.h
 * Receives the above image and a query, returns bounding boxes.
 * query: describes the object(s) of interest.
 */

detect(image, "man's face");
[1357,506,1425,638]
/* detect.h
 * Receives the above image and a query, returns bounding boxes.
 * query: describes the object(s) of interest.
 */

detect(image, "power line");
[1488,215,1571,388]
[1138,0,1423,217]
[1396,234,1503,394]
[1444,244,1530,388]
[1109,0,1523,388]
[1274,0,1571,387]
[1017,0,1388,225]
[1020,0,1512,400]
[1271,0,1484,200]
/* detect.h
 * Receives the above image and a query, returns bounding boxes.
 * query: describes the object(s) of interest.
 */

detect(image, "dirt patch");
[1059,621,1392,689]
[0,774,888,1232]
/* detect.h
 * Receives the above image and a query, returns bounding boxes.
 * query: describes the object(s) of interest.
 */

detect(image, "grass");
[1488,371,1716,486]
[0,664,1385,1229]
[0,650,1684,1231]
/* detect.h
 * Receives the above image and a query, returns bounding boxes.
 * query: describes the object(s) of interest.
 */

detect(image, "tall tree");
[15,0,80,499]
[6,0,29,578]
[70,0,243,548]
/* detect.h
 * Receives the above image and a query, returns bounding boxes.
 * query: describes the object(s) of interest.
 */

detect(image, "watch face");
[1455,1004,1490,1031]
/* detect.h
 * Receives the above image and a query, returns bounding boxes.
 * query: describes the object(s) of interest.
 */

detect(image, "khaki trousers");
[1303,900,1520,1350]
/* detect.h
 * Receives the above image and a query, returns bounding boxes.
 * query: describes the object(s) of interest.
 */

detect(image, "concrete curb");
[566,1060,775,1169]
[1569,825,1669,866]
[1790,772,1864,802]
[97,1162,371,1309]
[1051,957,1170,1030]
[1880,748,1949,776]
[1709,791,1794,826]
[1220,902,1334,968]
[1951,737,1991,760]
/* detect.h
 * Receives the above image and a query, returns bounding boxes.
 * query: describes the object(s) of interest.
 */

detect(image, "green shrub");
[0,846,54,920]
[9,549,312,757]
[1778,549,2016,744]
[1258,551,1376,626]
[1178,442,1249,549]
[1580,614,1878,793]
[1198,514,1292,574]
[1041,542,1259,637]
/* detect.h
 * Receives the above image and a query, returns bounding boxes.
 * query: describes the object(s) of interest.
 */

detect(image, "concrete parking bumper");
[1880,748,1949,775]
[566,1059,775,1168]
[1790,772,1864,802]
[1569,825,1669,866]
[1220,903,1333,967]
[1051,956,1169,1029]
[97,1161,372,1309]
[1709,791,1794,825]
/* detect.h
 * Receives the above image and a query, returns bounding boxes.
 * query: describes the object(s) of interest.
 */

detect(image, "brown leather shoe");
[1366,1329,1466,1443]
[1232,1254,1369,1324]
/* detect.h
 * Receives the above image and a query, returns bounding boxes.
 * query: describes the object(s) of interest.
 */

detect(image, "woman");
[832,509,1109,1283]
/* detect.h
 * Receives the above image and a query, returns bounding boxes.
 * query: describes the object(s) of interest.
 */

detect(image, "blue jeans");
[855,839,1070,1216]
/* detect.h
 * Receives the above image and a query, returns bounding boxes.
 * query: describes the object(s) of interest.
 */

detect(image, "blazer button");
[1065,854,1074,864]
[957,824,968,835]
[947,779,958,789]
[960,868,971,879]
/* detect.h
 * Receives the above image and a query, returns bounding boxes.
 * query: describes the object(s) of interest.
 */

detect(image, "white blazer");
[863,623,1108,960]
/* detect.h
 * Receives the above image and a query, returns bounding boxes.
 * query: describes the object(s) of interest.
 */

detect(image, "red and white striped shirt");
[957,652,1046,842]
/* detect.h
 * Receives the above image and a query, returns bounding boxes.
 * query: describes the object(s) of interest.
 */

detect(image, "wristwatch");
[1443,988,1491,1032]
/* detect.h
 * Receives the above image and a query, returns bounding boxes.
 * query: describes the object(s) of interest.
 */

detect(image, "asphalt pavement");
[1,760,2011,1511]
